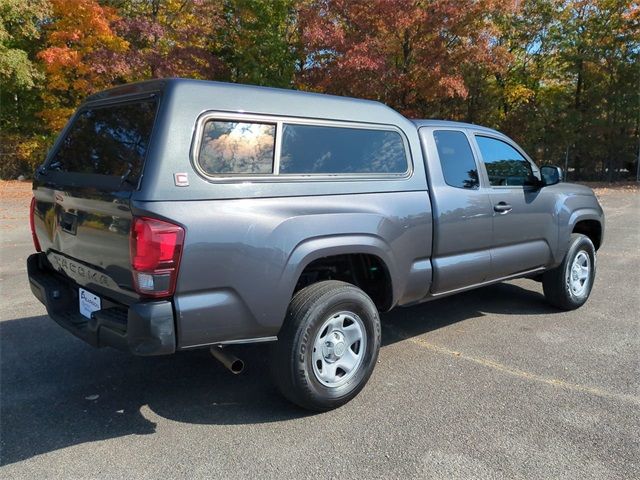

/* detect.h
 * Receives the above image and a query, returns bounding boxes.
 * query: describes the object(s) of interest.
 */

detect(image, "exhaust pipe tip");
[210,346,245,375]
[229,359,245,374]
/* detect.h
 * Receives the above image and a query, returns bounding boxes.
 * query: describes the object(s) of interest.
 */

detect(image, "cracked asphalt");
[1,183,638,479]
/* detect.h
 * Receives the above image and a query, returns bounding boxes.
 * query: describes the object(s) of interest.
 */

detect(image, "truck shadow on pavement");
[381,281,557,347]
[0,281,558,466]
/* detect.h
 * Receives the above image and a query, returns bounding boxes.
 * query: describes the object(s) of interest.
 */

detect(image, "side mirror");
[540,165,563,186]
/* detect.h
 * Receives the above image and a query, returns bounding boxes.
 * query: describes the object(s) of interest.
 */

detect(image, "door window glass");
[476,136,536,186]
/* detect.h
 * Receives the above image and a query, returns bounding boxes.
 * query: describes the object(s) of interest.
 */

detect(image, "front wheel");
[542,233,596,310]
[270,281,381,411]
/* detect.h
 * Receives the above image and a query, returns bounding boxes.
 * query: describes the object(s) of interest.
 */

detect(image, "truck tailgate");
[32,96,159,305]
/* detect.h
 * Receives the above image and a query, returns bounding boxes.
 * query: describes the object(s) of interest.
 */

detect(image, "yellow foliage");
[0,133,51,178]
[505,84,535,107]
[38,107,75,133]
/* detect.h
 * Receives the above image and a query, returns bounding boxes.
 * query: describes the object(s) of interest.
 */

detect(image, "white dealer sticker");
[79,288,101,319]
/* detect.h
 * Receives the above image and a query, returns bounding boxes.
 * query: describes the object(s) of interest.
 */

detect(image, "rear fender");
[278,234,399,308]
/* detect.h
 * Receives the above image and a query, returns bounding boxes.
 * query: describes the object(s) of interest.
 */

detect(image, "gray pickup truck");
[28,78,604,410]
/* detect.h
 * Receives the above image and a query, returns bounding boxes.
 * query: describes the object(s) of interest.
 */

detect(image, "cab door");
[419,127,494,293]
[471,134,559,279]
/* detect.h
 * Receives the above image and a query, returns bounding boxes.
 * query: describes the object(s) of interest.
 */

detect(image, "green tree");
[218,0,298,87]
[456,0,639,178]
[0,0,51,178]
[0,0,49,92]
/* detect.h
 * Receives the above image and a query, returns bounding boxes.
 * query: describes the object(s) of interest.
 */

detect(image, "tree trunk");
[573,58,584,179]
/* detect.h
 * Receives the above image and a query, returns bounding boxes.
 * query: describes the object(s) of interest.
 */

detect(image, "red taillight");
[129,217,184,298]
[30,197,42,252]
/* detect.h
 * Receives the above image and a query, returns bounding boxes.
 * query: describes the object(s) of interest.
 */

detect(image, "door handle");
[60,211,78,234]
[494,202,512,214]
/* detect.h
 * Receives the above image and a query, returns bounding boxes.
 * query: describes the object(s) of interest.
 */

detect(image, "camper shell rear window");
[45,96,159,189]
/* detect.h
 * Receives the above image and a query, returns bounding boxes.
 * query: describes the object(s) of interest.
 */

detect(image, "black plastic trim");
[27,253,176,355]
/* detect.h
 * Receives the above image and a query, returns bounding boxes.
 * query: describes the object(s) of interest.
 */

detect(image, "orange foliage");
[299,0,513,117]
[37,0,128,131]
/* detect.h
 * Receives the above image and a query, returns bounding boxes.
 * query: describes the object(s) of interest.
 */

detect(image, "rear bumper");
[27,253,176,355]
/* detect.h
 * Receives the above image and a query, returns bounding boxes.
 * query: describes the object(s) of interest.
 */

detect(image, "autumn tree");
[470,0,570,162]
[297,0,512,117]
[111,0,226,80]
[0,0,637,180]
[37,0,128,132]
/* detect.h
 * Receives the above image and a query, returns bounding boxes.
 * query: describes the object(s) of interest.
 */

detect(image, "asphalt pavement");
[1,186,638,479]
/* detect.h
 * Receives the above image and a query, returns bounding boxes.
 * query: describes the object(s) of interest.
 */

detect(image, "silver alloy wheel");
[567,250,591,297]
[312,311,367,388]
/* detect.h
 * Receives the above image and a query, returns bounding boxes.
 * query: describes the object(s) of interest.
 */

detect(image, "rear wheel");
[542,233,596,310]
[270,280,381,411]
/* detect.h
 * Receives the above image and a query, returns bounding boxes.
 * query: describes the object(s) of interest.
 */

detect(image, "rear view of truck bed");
[29,91,180,355]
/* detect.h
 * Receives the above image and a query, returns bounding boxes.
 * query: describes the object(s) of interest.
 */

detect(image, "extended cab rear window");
[433,130,479,189]
[47,97,158,187]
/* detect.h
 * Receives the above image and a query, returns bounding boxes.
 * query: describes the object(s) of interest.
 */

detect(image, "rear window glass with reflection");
[49,98,158,185]
[198,120,276,175]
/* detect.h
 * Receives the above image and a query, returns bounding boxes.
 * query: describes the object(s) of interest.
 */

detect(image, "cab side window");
[433,130,479,189]
[475,136,536,187]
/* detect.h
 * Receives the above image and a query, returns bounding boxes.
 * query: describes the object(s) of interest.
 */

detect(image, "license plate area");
[79,288,101,319]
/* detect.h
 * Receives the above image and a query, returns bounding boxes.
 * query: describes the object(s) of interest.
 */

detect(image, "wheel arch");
[572,219,603,250]
[280,235,398,313]
[568,209,603,250]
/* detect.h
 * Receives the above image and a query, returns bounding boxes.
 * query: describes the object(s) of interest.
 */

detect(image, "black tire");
[542,233,596,310]
[270,280,381,411]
